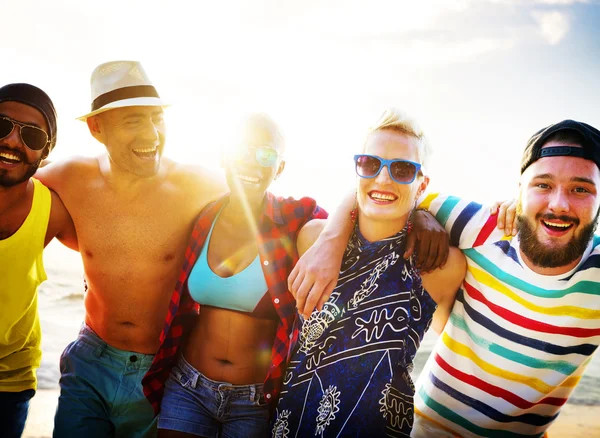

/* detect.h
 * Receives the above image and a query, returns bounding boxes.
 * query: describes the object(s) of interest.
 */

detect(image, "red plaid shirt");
[142,192,327,415]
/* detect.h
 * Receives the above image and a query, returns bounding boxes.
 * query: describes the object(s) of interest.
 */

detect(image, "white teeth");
[133,147,157,153]
[237,174,259,183]
[543,221,571,228]
[370,192,396,201]
[0,152,20,162]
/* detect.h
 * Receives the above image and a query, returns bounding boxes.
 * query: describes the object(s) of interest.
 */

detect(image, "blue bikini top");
[187,210,278,320]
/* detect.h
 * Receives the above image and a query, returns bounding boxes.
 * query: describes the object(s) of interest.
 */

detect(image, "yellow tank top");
[0,178,51,392]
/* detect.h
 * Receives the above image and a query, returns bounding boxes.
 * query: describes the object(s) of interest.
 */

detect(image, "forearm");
[317,190,355,248]
[418,192,499,248]
[290,191,356,316]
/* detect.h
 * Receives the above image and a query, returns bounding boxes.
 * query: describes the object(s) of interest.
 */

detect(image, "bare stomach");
[83,283,175,354]
[183,306,278,384]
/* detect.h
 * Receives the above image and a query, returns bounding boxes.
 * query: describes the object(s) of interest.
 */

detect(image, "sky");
[2,0,600,211]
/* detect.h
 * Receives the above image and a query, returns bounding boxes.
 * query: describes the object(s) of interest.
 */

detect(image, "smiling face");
[90,106,165,177]
[223,116,285,204]
[357,129,429,239]
[0,101,49,188]
[517,141,600,273]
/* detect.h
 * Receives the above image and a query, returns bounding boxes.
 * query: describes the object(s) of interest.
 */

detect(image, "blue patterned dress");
[272,223,437,438]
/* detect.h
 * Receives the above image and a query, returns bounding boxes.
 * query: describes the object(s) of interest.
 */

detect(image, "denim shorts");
[158,355,269,437]
[53,323,156,438]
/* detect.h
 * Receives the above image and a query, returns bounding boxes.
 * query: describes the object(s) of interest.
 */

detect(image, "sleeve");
[175,283,200,335]
[278,195,328,231]
[309,201,328,221]
[418,193,507,249]
[297,197,328,240]
[142,282,198,414]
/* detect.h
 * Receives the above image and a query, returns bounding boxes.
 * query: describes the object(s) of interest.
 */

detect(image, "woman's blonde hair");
[366,108,430,171]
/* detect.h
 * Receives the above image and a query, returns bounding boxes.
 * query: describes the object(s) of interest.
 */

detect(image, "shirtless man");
[0,83,76,438]
[35,61,228,437]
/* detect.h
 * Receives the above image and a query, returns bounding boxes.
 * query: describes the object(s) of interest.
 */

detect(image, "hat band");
[91,85,160,111]
[539,146,586,159]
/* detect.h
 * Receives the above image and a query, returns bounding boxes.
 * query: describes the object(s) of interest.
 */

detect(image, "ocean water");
[38,242,600,406]
[37,242,86,389]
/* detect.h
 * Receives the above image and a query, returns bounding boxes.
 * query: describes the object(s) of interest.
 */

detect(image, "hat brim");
[77,96,169,121]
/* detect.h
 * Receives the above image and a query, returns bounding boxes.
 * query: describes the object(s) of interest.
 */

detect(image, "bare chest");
[207,223,258,277]
[71,187,199,263]
[0,197,33,240]
[0,215,25,240]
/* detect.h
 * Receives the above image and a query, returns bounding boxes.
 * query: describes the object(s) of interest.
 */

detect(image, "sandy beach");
[22,388,600,437]
[23,390,59,438]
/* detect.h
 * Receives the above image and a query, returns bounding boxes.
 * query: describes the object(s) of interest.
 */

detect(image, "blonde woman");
[272,109,466,437]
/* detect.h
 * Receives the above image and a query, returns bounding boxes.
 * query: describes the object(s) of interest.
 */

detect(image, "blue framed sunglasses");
[354,154,422,184]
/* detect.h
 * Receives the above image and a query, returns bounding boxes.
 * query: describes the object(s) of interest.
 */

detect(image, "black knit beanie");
[0,83,57,152]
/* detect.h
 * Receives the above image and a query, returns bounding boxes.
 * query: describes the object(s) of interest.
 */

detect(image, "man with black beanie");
[0,83,57,186]
[0,83,77,438]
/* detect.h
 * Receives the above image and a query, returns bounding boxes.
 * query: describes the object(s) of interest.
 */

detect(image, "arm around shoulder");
[35,156,90,193]
[297,219,327,257]
[45,190,78,251]
[421,247,466,334]
[181,163,228,207]
[291,192,354,317]
[419,193,507,249]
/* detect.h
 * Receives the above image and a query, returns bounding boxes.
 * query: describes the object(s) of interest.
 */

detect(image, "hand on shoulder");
[490,198,518,236]
[291,219,347,318]
[404,209,450,272]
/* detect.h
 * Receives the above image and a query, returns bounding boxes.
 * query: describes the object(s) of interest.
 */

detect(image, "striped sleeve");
[419,193,508,249]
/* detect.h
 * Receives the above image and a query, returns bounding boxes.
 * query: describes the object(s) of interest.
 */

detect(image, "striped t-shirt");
[413,193,600,438]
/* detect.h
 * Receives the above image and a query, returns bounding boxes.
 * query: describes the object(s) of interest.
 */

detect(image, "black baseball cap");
[520,119,600,174]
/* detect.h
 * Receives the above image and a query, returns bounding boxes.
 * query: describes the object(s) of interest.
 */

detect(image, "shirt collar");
[217,192,284,225]
[262,191,285,225]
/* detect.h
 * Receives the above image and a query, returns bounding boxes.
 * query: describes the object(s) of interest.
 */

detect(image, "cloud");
[532,10,571,44]
[476,0,588,5]
[534,0,588,4]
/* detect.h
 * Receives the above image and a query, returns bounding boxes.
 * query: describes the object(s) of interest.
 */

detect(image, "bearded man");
[412,120,600,437]
[0,83,76,438]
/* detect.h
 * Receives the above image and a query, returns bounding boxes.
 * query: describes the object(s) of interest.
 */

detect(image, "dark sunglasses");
[354,154,422,184]
[232,145,281,167]
[0,116,50,151]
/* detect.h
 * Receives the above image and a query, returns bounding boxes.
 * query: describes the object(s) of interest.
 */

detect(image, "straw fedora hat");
[78,60,168,121]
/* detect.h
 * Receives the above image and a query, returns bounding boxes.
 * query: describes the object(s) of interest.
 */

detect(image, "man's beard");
[517,201,599,269]
[0,147,43,188]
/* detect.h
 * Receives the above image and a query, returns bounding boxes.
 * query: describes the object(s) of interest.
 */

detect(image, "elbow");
[430,302,452,335]
[430,312,447,335]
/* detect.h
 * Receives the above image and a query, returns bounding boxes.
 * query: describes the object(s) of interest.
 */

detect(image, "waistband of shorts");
[77,322,155,366]
[176,355,264,394]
